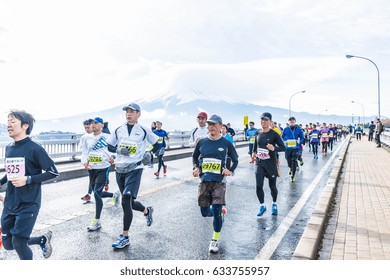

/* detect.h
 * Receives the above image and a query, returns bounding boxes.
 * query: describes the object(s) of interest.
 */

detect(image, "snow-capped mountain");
[33,94,362,134]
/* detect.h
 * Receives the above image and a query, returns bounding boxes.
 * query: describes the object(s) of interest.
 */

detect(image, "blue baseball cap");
[92,117,104,124]
[207,114,223,124]
[122,103,141,112]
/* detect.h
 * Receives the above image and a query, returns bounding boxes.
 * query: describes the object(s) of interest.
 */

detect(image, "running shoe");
[104,184,109,191]
[112,191,121,207]
[290,175,295,182]
[288,169,292,176]
[145,206,154,226]
[81,194,91,201]
[148,163,154,168]
[163,165,167,175]
[154,172,159,178]
[209,240,219,253]
[112,234,130,249]
[257,206,267,217]
[40,231,53,259]
[272,204,278,215]
[87,219,101,231]
[299,160,304,166]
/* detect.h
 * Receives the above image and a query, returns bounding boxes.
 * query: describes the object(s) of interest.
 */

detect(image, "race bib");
[322,133,328,138]
[249,138,255,143]
[201,158,222,174]
[257,148,270,160]
[88,152,103,165]
[5,157,26,179]
[311,133,318,139]
[286,139,297,148]
[158,137,163,144]
[119,141,138,157]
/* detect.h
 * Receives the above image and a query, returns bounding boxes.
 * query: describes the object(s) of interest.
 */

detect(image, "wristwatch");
[26,176,32,184]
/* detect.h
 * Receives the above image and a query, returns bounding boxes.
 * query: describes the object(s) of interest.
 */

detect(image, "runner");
[281,116,304,182]
[252,112,285,216]
[152,121,169,178]
[107,103,159,249]
[192,115,238,254]
[0,110,59,259]
[328,123,336,150]
[319,123,330,156]
[309,124,320,159]
[246,121,257,163]
[221,124,234,170]
[81,117,120,231]
[189,112,208,147]
[80,118,94,203]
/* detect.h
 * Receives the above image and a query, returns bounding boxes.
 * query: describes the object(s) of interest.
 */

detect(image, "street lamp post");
[289,90,306,117]
[351,100,365,125]
[346,54,381,119]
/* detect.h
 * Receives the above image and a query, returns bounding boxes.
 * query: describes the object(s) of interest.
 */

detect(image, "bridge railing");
[0,129,246,164]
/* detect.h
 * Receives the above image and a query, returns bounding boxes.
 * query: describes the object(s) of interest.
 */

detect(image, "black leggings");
[255,168,278,204]
[157,155,166,173]
[200,204,223,232]
[122,195,145,231]
[92,183,113,219]
[311,142,318,155]
[3,235,45,260]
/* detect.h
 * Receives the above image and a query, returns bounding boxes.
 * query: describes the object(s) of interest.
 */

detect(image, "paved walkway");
[319,137,390,260]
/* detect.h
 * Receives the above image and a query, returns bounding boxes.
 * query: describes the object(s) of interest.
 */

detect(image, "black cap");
[260,112,272,120]
[288,116,296,121]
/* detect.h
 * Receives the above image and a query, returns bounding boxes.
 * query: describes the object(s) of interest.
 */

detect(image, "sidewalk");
[319,137,390,260]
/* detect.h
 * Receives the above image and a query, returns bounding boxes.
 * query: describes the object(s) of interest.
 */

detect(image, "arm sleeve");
[227,142,239,172]
[299,130,305,145]
[274,133,286,152]
[253,132,258,154]
[31,164,59,184]
[192,141,201,168]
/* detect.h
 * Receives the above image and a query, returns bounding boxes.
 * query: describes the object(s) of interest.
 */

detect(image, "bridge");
[1,131,389,263]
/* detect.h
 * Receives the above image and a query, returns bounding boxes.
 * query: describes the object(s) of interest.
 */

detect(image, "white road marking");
[255,139,346,260]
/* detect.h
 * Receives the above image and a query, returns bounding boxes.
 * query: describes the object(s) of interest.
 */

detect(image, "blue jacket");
[281,125,305,150]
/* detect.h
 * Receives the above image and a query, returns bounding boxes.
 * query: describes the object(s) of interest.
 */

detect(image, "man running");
[246,121,257,163]
[252,112,285,216]
[189,112,208,147]
[107,103,159,249]
[0,110,59,259]
[281,116,304,182]
[80,118,94,203]
[81,117,120,231]
[152,121,169,178]
[192,114,238,254]
[309,124,320,159]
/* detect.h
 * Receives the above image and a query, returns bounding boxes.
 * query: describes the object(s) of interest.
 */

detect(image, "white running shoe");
[87,219,101,231]
[209,240,219,253]
[112,191,121,207]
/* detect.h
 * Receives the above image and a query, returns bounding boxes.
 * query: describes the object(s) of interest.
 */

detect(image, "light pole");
[351,100,365,125]
[346,54,381,119]
[289,90,305,117]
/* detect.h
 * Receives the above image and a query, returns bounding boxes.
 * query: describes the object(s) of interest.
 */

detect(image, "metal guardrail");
[0,129,246,164]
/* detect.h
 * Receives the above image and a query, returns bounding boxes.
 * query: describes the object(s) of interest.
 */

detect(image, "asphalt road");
[0,139,346,260]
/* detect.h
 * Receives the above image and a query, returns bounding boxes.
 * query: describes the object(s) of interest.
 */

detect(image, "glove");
[117,147,130,156]
[141,152,152,165]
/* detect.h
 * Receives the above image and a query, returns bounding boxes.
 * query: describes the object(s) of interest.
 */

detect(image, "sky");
[0,0,389,125]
